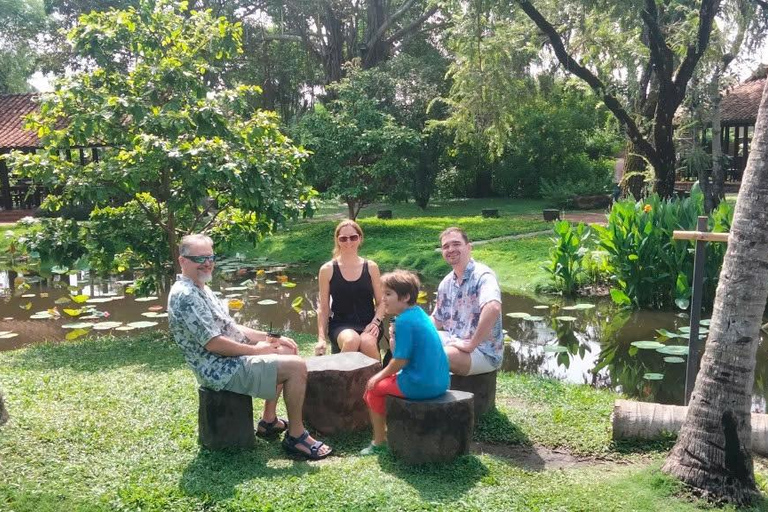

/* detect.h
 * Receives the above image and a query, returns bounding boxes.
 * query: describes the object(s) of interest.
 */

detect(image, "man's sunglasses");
[338,234,360,242]
[183,254,216,264]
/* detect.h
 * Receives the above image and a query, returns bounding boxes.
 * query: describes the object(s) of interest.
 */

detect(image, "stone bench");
[303,352,382,434]
[198,387,255,450]
[450,370,497,420]
[386,390,474,465]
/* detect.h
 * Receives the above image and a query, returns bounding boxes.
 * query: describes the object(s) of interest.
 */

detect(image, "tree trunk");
[321,8,344,85]
[0,389,8,426]
[622,141,647,200]
[711,91,726,206]
[612,400,768,456]
[363,0,389,69]
[662,80,768,506]
[653,107,676,198]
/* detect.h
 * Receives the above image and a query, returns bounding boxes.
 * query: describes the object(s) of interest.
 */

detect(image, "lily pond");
[1,259,766,411]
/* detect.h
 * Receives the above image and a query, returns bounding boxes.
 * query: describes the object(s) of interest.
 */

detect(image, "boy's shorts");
[223,355,279,400]
[364,374,404,415]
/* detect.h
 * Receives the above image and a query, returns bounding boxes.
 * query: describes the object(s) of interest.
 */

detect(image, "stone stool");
[450,370,497,420]
[386,390,474,465]
[303,352,382,434]
[198,387,254,450]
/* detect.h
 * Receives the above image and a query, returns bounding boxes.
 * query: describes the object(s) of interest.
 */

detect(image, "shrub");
[22,218,88,267]
[592,184,732,309]
[543,220,591,295]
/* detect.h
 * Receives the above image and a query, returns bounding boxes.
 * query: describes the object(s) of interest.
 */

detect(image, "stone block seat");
[450,370,497,420]
[386,390,474,465]
[303,352,382,434]
[198,387,255,450]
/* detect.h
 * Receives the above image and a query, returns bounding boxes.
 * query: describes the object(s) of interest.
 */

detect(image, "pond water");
[1,265,766,412]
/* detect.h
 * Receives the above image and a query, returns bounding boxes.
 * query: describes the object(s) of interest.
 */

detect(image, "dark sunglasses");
[183,254,216,264]
[338,234,360,242]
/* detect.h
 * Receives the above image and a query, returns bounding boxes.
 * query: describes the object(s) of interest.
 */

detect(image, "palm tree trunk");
[661,79,768,506]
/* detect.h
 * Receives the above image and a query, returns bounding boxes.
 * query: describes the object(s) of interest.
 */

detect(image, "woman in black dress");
[315,220,385,359]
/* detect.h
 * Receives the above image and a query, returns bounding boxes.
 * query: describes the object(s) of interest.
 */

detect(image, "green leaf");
[609,288,631,306]
[656,345,689,356]
[291,296,303,309]
[630,341,664,350]
[643,373,664,381]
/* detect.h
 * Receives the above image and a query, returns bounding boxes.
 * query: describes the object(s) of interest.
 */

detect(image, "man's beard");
[199,271,213,283]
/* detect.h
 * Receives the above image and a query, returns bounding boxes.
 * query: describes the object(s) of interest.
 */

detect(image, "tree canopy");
[8,0,313,274]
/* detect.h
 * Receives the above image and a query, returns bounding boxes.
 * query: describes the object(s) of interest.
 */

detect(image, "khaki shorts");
[223,355,279,401]
[468,349,497,375]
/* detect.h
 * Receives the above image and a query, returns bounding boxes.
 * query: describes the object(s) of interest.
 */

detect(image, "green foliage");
[593,185,733,309]
[539,157,613,209]
[0,0,45,92]
[295,66,420,218]
[543,221,591,295]
[8,0,311,277]
[21,217,87,266]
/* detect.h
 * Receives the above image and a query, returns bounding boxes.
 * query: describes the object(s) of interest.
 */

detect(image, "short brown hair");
[439,226,469,244]
[381,270,420,305]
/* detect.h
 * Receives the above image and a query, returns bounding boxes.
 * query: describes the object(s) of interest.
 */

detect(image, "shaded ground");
[471,442,622,471]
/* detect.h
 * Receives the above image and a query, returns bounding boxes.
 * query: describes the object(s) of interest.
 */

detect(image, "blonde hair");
[332,220,364,258]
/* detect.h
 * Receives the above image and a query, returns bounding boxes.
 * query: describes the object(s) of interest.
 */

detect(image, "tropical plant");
[543,220,591,295]
[593,184,733,310]
[8,0,312,277]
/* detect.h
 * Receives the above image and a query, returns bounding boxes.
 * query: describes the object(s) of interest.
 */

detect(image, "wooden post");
[672,222,730,405]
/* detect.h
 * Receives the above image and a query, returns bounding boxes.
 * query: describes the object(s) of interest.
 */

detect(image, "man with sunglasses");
[168,234,331,460]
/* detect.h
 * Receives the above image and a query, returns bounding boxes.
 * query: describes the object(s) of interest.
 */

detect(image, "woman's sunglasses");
[183,254,216,264]
[337,234,360,242]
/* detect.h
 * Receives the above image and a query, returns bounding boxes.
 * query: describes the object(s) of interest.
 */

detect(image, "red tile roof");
[0,93,41,151]
[720,78,766,125]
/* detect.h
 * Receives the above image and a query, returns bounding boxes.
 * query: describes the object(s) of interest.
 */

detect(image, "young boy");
[361,270,450,455]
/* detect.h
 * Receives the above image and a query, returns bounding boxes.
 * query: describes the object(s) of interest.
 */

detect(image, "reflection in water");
[0,266,765,411]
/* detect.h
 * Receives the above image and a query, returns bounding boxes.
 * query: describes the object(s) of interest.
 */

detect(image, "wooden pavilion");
[0,93,99,218]
[719,73,766,181]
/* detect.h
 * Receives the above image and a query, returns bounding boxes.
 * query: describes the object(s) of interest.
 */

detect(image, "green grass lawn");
[247,199,553,294]
[1,332,766,511]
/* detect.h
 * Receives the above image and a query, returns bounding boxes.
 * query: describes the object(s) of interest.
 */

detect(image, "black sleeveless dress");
[328,259,379,353]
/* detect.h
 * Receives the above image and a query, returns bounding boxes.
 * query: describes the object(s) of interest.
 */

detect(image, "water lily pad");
[71,294,89,303]
[630,341,665,350]
[526,315,544,321]
[291,296,303,309]
[0,332,18,338]
[228,299,244,311]
[86,297,113,304]
[63,308,83,317]
[699,328,709,335]
[282,282,297,288]
[115,325,136,331]
[20,293,35,298]
[257,299,278,306]
[643,373,664,381]
[92,321,123,330]
[678,326,691,333]
[51,265,69,274]
[663,356,686,363]
[134,297,159,302]
[506,312,531,319]
[555,316,578,322]
[54,297,71,304]
[141,312,162,317]
[65,328,89,341]
[571,303,595,310]
[543,345,568,353]
[127,321,159,328]
[265,280,277,284]
[61,322,94,329]
[533,305,550,310]
[656,329,685,339]
[148,305,164,312]
[224,286,248,291]
[699,319,711,326]
[30,313,53,319]
[656,345,689,356]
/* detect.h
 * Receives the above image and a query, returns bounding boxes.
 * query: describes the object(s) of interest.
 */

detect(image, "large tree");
[443,0,723,198]
[295,66,420,219]
[0,0,45,92]
[8,0,312,274]
[661,78,768,505]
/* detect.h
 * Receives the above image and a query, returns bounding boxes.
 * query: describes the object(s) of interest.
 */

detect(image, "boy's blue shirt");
[392,305,450,399]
